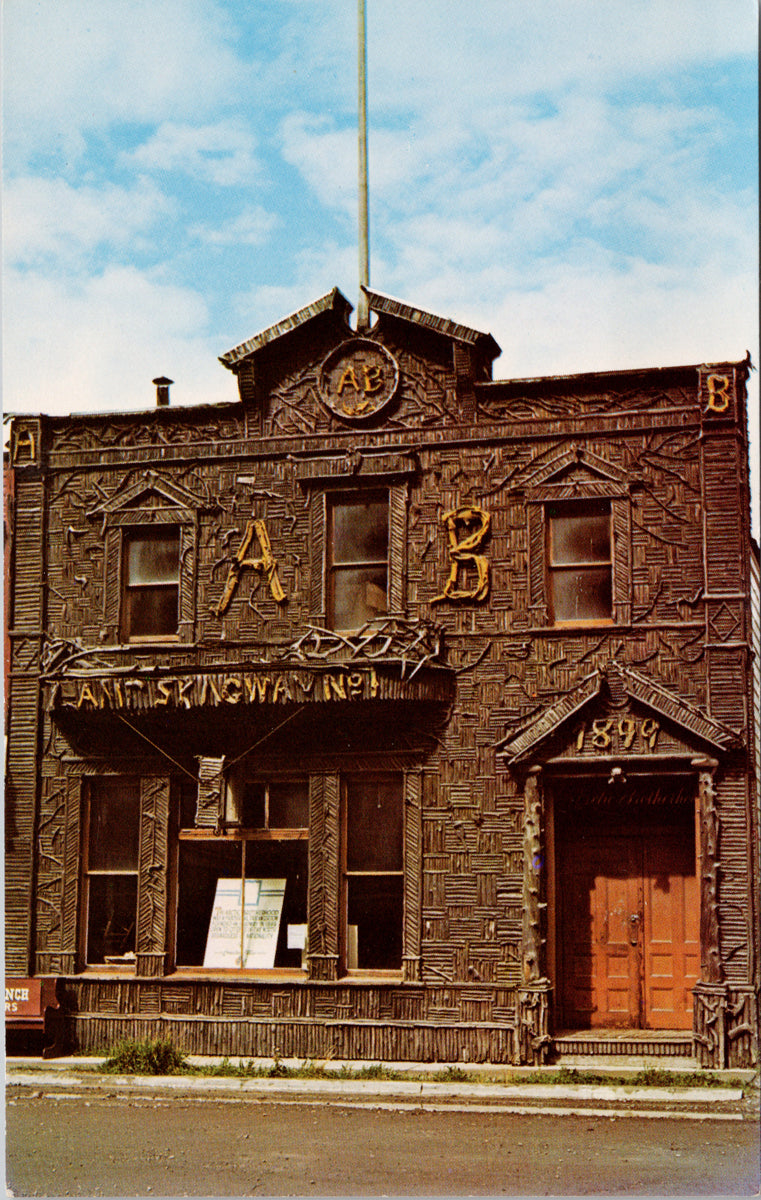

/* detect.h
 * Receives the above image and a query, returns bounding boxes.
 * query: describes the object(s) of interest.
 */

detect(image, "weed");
[100,1037,186,1076]
[432,1065,472,1082]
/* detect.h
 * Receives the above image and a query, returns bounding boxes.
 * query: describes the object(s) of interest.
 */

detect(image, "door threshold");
[552,1029,695,1060]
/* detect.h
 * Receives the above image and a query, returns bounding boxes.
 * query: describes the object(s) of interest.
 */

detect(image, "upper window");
[327,495,389,629]
[122,529,180,641]
[547,501,612,624]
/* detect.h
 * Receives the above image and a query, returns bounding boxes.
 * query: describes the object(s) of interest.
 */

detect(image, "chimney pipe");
[153,376,173,407]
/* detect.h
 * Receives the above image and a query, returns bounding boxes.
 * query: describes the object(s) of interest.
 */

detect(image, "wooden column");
[56,774,83,975]
[136,776,171,977]
[694,758,722,984]
[692,756,727,1068]
[402,768,422,983]
[307,773,340,981]
[522,766,545,983]
[518,766,551,1065]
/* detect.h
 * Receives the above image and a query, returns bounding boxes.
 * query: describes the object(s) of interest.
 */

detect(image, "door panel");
[561,837,641,1029]
[558,811,698,1031]
[643,835,699,1030]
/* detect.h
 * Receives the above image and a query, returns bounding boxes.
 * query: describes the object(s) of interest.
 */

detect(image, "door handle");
[629,913,641,946]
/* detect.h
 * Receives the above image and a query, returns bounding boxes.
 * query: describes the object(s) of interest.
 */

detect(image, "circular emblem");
[318,339,399,422]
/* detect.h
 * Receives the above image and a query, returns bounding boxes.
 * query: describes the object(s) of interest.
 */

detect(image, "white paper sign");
[287,924,307,950]
[203,878,286,969]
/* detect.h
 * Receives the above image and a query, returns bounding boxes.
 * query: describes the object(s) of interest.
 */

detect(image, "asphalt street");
[6,1090,760,1197]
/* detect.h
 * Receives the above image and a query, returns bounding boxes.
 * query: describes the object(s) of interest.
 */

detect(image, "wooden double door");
[557,803,699,1030]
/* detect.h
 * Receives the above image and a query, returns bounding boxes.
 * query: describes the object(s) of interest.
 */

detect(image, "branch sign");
[319,339,399,421]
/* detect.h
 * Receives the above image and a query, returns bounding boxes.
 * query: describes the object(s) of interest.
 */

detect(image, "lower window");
[344,775,403,970]
[176,778,308,970]
[84,779,140,964]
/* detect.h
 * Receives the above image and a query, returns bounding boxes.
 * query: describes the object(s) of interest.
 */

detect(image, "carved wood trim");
[61,774,83,967]
[389,484,407,614]
[310,493,327,624]
[611,495,632,625]
[307,773,339,980]
[696,760,723,984]
[196,758,225,829]
[526,504,547,625]
[136,776,170,969]
[522,767,545,983]
[403,768,422,982]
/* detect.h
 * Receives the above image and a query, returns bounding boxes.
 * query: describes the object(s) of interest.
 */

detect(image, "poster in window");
[203,878,286,969]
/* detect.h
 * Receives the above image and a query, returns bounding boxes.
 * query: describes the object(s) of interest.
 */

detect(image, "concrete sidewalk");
[7,1056,759,1121]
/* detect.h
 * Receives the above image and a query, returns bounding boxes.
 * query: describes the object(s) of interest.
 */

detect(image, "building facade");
[5,288,758,1066]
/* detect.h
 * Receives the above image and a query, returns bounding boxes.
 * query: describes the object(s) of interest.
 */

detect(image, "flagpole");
[357,0,370,329]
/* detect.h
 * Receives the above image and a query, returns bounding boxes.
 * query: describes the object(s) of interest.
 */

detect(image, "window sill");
[125,635,180,645]
[528,620,625,635]
[340,970,403,983]
[170,967,308,981]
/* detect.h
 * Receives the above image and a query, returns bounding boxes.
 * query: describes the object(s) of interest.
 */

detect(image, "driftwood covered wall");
[5,293,757,1065]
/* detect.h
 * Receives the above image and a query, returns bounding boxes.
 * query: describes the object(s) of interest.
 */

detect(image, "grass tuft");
[99,1037,186,1076]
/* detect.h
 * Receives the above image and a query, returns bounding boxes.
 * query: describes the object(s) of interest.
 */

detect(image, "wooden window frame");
[340,772,405,976]
[102,510,197,645]
[173,774,310,974]
[80,777,141,969]
[308,482,408,627]
[546,499,613,628]
[120,526,181,643]
[326,491,389,632]
[526,486,632,629]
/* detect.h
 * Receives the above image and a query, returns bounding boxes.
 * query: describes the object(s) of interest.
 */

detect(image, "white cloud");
[190,208,279,248]
[3,266,233,417]
[122,121,263,188]
[4,176,174,267]
[3,0,248,163]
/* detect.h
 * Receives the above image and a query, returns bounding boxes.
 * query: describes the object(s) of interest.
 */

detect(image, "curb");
[7,1064,757,1121]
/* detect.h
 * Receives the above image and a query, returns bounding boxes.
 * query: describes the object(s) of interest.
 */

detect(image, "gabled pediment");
[513,445,633,498]
[86,469,210,519]
[496,662,740,765]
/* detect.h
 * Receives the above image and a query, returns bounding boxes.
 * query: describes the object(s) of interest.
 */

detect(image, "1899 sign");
[575,717,660,753]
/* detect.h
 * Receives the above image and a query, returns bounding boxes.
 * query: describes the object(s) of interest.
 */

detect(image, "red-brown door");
[559,820,698,1030]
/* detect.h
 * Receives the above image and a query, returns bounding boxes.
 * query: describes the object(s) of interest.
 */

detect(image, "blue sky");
[3,1,758,523]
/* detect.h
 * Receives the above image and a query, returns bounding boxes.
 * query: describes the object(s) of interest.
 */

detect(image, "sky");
[3,0,758,526]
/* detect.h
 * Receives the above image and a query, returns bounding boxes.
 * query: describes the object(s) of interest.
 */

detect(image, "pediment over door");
[496,663,740,769]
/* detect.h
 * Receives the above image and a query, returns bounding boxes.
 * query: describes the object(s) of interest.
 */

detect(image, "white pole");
[357,0,370,329]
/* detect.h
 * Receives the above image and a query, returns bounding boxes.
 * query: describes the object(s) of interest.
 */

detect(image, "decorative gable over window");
[86,470,208,644]
[512,446,636,628]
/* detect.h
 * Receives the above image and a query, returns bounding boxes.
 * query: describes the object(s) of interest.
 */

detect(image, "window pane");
[348,876,403,969]
[225,780,266,827]
[245,842,308,969]
[124,585,179,637]
[176,839,308,969]
[89,780,140,870]
[87,875,138,963]
[347,778,402,872]
[176,841,241,965]
[333,500,388,563]
[550,507,610,564]
[127,534,179,584]
[268,781,309,828]
[332,566,388,629]
[551,566,612,621]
